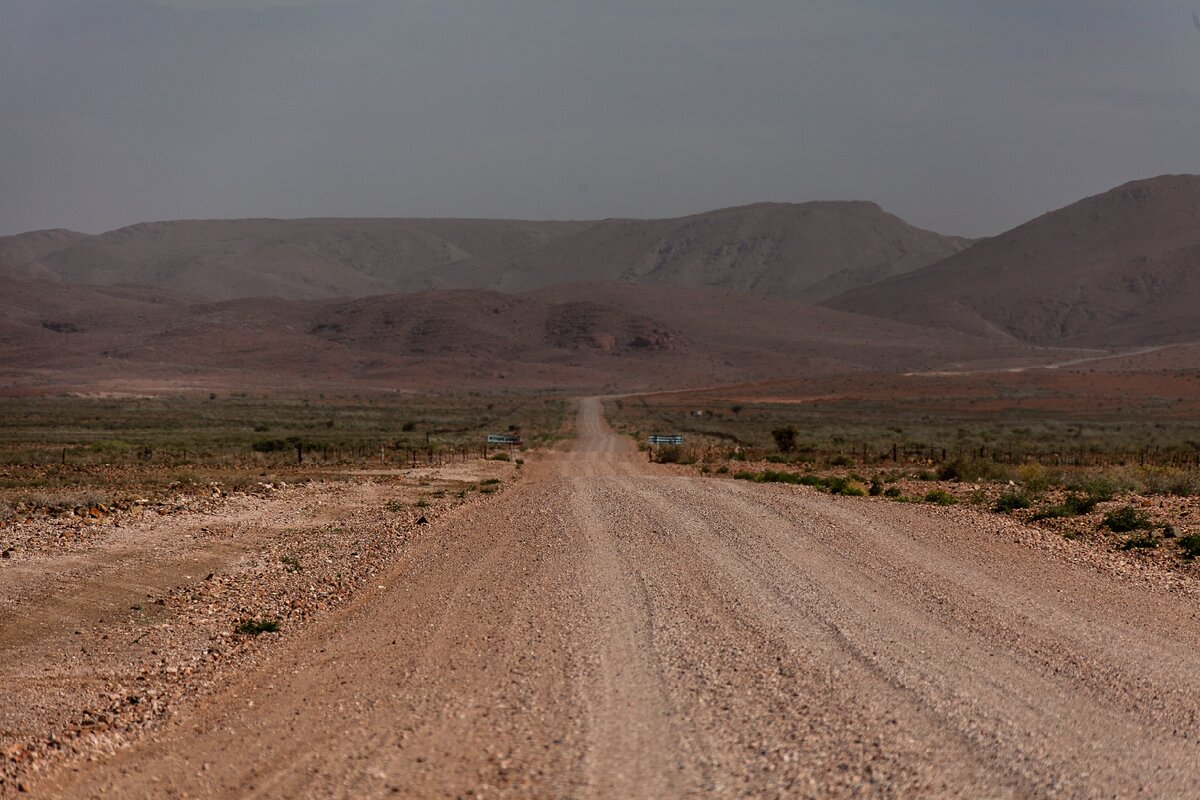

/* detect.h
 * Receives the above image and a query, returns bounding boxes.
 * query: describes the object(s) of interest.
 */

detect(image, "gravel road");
[40,398,1200,798]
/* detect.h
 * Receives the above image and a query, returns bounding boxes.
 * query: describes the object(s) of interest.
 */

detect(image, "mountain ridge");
[823,174,1200,347]
[0,202,971,304]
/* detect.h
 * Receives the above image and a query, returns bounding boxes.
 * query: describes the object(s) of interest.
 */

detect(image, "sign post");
[485,433,522,458]
[486,434,522,446]
[647,435,684,446]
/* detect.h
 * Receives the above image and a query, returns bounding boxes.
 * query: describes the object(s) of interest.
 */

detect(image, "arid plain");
[5,175,1200,797]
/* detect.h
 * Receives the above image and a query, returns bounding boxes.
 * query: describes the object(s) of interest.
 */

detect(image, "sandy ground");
[14,399,1200,797]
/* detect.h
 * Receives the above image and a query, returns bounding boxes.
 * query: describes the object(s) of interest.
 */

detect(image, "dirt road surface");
[37,398,1200,798]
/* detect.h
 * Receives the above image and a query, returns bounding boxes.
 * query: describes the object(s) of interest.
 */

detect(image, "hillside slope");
[825,175,1200,347]
[0,275,1041,393]
[0,204,969,304]
[0,218,590,303]
[434,201,971,302]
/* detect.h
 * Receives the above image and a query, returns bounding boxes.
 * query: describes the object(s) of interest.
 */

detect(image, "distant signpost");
[486,434,522,446]
[648,434,684,446]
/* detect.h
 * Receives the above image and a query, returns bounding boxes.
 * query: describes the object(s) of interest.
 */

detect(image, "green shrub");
[1141,469,1200,497]
[716,465,729,475]
[490,451,511,462]
[1067,476,1118,502]
[1064,493,1101,515]
[868,478,883,497]
[1177,535,1200,560]
[827,477,866,496]
[938,458,1009,483]
[1018,464,1052,495]
[1032,493,1099,521]
[994,492,1032,513]
[1102,506,1153,533]
[733,469,862,495]
[1031,505,1073,521]
[771,426,798,453]
[884,486,903,498]
[237,618,280,636]
[1121,533,1159,550]
[924,490,958,506]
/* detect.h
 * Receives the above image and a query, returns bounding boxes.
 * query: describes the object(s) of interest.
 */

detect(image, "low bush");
[1067,475,1119,501]
[1177,535,1200,560]
[1064,493,1102,515]
[733,469,864,495]
[923,490,958,506]
[938,459,1009,483]
[1031,505,1073,521]
[1032,493,1101,521]
[1102,506,1153,533]
[1018,463,1052,495]
[237,618,280,636]
[1141,468,1200,497]
[771,425,798,453]
[884,486,903,498]
[994,492,1032,513]
[654,445,696,464]
[490,451,511,462]
[1121,533,1159,550]
[827,477,866,496]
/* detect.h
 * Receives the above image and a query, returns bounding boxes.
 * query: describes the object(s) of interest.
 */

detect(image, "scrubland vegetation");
[608,391,1200,565]
[0,393,566,519]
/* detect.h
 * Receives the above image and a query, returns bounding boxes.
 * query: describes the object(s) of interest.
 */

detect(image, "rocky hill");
[825,175,1200,347]
[432,201,971,302]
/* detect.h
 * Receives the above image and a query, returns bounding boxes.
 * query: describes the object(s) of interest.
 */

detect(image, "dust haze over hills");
[3,175,1200,393]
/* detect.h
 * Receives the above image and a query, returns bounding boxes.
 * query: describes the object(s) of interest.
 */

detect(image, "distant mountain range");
[0,201,968,304]
[825,175,1200,347]
[3,175,1198,392]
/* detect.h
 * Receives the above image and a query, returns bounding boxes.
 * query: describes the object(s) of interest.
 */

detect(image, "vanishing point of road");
[44,399,1200,798]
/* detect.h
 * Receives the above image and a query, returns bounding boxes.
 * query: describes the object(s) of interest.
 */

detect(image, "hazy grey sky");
[2,0,1199,237]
